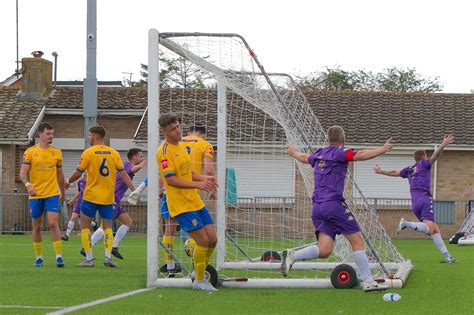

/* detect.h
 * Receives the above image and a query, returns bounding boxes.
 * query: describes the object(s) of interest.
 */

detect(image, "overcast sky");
[1,0,474,92]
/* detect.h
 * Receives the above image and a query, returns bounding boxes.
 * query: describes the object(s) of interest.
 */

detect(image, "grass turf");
[0,235,472,314]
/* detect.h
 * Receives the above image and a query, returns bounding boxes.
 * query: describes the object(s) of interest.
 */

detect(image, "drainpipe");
[52,51,58,88]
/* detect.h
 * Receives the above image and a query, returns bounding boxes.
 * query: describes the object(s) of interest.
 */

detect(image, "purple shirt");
[114,161,134,203]
[400,159,432,197]
[73,178,86,210]
[308,145,356,203]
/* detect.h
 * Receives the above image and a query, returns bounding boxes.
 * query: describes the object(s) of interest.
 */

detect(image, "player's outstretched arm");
[430,134,454,165]
[66,171,83,189]
[373,164,401,177]
[353,137,393,161]
[119,170,136,192]
[288,145,309,164]
[131,159,146,174]
[167,174,216,193]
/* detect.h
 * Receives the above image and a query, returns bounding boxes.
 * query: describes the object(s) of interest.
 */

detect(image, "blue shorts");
[160,194,171,220]
[81,200,114,220]
[174,207,213,232]
[29,195,60,219]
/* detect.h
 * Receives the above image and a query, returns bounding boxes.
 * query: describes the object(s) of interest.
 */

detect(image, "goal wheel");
[260,251,281,262]
[330,264,357,289]
[205,264,219,287]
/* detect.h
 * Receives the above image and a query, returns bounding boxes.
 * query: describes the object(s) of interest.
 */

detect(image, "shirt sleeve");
[57,149,63,168]
[124,161,133,175]
[399,167,411,178]
[22,149,32,165]
[204,142,214,159]
[307,150,319,167]
[159,150,176,178]
[115,152,124,171]
[77,150,90,173]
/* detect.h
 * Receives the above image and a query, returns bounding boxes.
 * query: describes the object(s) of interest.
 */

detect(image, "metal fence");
[0,193,471,239]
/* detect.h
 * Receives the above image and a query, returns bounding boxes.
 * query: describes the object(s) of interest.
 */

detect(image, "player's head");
[327,125,346,146]
[88,125,106,146]
[37,122,54,144]
[159,114,181,143]
[414,150,428,161]
[127,148,144,165]
[188,125,206,139]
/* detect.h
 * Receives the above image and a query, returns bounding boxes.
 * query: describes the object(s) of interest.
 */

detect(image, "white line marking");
[0,255,146,261]
[46,288,154,315]
[0,305,64,310]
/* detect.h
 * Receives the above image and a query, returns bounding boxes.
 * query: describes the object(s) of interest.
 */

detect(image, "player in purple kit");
[62,174,86,241]
[281,125,393,291]
[87,148,146,259]
[374,134,457,263]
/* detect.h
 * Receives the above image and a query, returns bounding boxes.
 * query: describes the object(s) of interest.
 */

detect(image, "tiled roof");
[134,89,474,146]
[45,87,147,110]
[0,87,45,143]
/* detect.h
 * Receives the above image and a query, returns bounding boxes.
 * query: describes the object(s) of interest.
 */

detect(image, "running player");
[20,122,65,267]
[282,125,392,291]
[374,134,457,263]
[65,125,135,268]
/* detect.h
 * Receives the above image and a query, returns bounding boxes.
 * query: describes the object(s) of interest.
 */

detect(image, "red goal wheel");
[330,264,357,289]
[260,251,281,262]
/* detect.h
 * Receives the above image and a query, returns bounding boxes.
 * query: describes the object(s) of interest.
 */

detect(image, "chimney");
[16,51,53,101]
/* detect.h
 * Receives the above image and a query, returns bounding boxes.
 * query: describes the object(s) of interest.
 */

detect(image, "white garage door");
[353,154,413,199]
[227,158,295,199]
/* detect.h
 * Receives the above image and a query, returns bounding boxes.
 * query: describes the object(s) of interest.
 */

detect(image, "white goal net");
[145,31,413,288]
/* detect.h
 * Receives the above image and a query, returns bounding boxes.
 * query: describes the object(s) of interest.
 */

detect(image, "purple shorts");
[311,200,360,240]
[72,199,82,215]
[412,194,435,222]
[114,204,127,220]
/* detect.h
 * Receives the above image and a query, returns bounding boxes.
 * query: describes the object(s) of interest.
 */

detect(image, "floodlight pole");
[83,0,97,148]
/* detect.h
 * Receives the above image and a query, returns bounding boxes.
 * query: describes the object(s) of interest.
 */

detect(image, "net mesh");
[155,33,407,281]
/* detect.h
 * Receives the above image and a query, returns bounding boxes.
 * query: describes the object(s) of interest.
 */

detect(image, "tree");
[296,67,443,92]
[137,51,211,88]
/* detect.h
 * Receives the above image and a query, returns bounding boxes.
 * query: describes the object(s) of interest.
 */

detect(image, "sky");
[1,0,474,92]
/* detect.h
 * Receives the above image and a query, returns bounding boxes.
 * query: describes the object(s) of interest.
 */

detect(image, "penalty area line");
[46,287,154,315]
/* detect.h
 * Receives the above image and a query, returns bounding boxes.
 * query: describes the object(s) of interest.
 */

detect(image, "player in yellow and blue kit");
[65,125,135,268]
[157,114,218,291]
[160,125,216,274]
[20,122,66,268]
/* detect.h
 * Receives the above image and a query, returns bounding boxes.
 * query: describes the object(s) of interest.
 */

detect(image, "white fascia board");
[53,138,148,151]
[45,108,145,116]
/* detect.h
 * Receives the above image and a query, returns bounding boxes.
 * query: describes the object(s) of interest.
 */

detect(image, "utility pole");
[83,0,97,148]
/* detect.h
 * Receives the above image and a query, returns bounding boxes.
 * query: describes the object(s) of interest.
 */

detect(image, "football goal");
[145,29,413,289]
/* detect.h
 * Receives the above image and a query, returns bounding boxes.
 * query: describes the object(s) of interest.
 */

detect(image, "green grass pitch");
[0,235,472,314]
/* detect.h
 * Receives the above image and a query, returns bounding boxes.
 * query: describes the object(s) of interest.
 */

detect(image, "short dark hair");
[89,125,106,139]
[37,122,54,133]
[127,148,143,160]
[414,150,426,162]
[159,114,179,128]
[189,125,206,134]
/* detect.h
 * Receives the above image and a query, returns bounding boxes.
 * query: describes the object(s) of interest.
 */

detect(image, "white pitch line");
[0,305,64,310]
[46,287,154,315]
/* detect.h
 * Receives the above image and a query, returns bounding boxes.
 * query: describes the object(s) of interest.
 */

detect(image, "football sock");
[104,228,113,259]
[113,225,130,248]
[52,240,62,259]
[353,250,373,283]
[33,242,42,259]
[81,229,93,261]
[193,245,208,281]
[91,227,104,247]
[294,245,320,261]
[163,236,174,268]
[431,233,450,258]
[66,221,75,236]
[205,247,214,266]
[404,221,429,234]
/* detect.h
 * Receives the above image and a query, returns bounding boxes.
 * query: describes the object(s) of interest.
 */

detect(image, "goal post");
[146,30,413,289]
